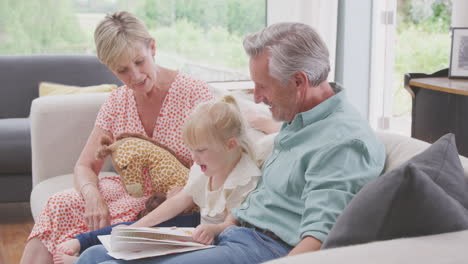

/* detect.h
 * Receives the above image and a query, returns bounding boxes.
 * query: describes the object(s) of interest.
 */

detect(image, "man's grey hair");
[243,22,330,86]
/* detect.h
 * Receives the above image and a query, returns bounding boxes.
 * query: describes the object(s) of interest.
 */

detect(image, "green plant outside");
[0,0,264,77]
[393,25,450,116]
[0,0,86,54]
[1,0,452,108]
[393,0,451,116]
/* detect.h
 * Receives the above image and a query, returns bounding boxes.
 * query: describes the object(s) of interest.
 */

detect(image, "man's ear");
[293,71,308,98]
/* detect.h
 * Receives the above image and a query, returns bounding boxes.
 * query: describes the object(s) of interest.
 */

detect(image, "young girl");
[54,95,262,264]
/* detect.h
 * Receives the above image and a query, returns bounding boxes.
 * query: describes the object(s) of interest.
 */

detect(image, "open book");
[98,226,214,260]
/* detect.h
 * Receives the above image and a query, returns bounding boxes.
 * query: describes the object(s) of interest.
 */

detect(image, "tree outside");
[0,0,86,54]
[0,0,266,82]
[135,0,265,80]
[394,0,452,116]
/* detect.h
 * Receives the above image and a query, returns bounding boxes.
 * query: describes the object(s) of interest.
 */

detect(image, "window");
[369,0,451,135]
[0,0,266,82]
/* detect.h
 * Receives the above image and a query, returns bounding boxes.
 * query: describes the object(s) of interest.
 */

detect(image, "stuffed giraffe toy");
[96,133,190,198]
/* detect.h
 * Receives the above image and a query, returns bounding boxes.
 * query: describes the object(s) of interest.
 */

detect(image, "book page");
[98,235,214,260]
[97,227,215,260]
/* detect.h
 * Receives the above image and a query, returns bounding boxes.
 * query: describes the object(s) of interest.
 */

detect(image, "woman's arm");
[130,190,195,228]
[74,126,112,231]
[244,109,281,134]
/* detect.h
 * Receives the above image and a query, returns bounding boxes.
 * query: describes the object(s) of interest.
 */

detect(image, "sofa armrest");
[264,230,468,264]
[30,93,112,186]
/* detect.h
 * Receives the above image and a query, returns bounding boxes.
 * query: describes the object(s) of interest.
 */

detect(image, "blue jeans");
[76,213,200,253]
[75,226,292,264]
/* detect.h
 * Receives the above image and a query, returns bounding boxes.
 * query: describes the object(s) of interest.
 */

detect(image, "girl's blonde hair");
[182,95,255,161]
[94,11,153,70]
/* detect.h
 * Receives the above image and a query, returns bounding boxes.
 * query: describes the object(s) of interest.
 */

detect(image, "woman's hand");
[83,190,110,231]
[192,224,217,245]
[74,127,112,231]
[244,109,281,134]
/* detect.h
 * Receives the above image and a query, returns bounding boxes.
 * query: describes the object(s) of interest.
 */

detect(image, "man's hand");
[83,193,110,231]
[192,224,217,245]
[288,236,321,256]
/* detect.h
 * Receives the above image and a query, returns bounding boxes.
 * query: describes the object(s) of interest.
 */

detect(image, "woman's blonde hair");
[182,95,255,161]
[94,11,153,70]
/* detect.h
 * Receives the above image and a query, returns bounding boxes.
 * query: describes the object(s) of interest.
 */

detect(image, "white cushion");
[265,230,468,264]
[30,93,113,186]
[376,131,468,178]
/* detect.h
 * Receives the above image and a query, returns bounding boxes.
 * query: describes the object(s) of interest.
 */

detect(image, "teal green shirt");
[232,86,385,246]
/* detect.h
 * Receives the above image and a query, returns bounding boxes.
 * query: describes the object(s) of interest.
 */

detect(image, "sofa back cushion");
[377,131,468,178]
[0,54,122,119]
[38,82,117,97]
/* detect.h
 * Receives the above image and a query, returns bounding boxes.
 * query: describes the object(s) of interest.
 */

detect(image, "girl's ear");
[226,137,238,151]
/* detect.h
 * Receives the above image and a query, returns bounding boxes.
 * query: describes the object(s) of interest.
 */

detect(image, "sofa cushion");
[39,82,117,97]
[265,230,468,264]
[0,118,31,173]
[376,131,468,178]
[0,173,32,202]
[322,133,468,249]
[0,54,122,119]
[30,172,118,220]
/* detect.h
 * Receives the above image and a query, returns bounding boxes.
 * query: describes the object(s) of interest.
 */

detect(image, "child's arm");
[130,190,195,228]
[192,214,238,245]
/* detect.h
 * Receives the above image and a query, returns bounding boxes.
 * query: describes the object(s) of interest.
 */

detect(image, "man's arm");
[296,140,383,254]
[288,236,322,256]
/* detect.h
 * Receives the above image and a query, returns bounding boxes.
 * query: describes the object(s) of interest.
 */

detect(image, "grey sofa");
[0,54,121,202]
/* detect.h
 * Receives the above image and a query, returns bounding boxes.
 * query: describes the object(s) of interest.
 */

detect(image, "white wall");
[267,0,373,119]
[335,0,373,119]
[368,0,396,129]
[452,0,468,27]
[267,0,338,81]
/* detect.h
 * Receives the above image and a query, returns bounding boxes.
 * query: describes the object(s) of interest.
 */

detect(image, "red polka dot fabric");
[28,72,214,254]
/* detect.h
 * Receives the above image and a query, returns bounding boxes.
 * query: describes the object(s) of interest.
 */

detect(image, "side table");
[405,69,468,157]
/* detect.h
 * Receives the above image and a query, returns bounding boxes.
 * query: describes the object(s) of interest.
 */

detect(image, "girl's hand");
[192,224,216,245]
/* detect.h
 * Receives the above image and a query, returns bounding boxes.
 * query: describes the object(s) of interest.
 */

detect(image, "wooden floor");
[0,202,34,264]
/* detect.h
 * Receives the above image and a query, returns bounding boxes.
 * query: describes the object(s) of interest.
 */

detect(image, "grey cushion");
[322,133,468,249]
[0,173,31,202]
[0,54,122,118]
[0,118,31,173]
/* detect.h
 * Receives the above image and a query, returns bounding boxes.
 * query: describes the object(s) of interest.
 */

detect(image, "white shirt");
[184,153,261,225]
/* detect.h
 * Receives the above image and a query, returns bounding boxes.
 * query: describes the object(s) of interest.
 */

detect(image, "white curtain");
[267,0,338,81]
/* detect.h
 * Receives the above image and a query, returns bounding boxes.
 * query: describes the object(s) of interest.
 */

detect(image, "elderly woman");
[20,11,214,264]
